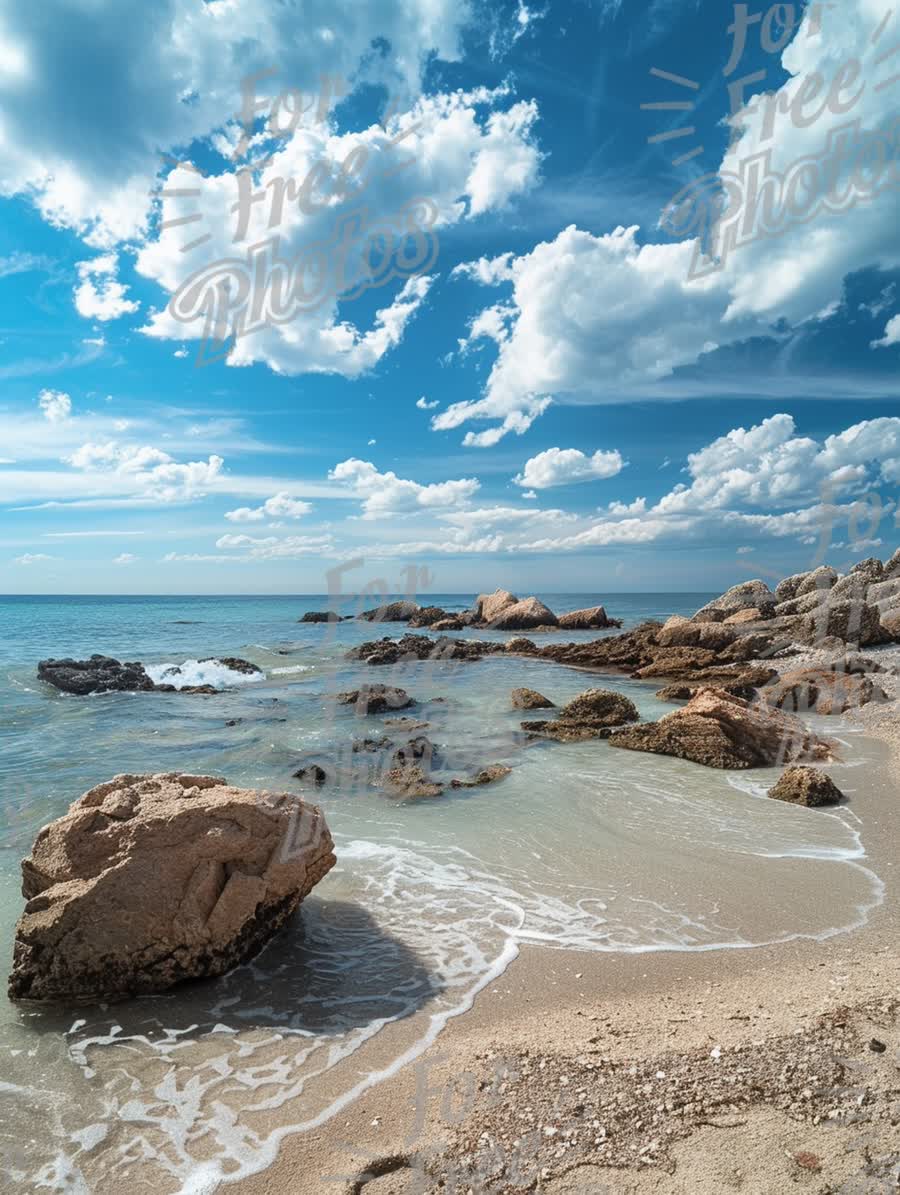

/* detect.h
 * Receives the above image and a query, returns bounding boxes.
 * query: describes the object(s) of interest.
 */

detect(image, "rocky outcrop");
[38,655,156,695]
[511,687,555,709]
[450,765,512,789]
[799,600,884,647]
[522,688,640,741]
[335,684,413,713]
[609,689,835,770]
[475,589,519,624]
[7,773,335,1004]
[767,766,844,808]
[655,665,777,702]
[299,611,341,623]
[557,606,621,630]
[347,634,503,666]
[358,600,421,623]
[431,618,465,632]
[408,605,452,628]
[490,597,559,631]
[762,667,887,715]
[37,655,261,695]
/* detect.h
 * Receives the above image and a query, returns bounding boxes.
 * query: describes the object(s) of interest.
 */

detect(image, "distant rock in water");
[38,655,262,695]
[767,766,844,808]
[557,606,621,630]
[610,689,835,770]
[450,764,512,788]
[7,773,335,1005]
[299,611,343,623]
[358,600,421,623]
[348,634,503,666]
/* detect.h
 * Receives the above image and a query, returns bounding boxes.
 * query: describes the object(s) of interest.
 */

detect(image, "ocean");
[0,594,884,1192]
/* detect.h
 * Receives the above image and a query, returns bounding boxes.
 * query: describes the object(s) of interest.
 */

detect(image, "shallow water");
[0,594,885,1192]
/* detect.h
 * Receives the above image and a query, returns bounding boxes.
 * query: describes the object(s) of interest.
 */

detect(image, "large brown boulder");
[7,773,335,1005]
[693,580,775,621]
[768,766,844,808]
[490,597,559,630]
[557,606,620,630]
[475,589,519,624]
[795,566,839,597]
[523,688,639,741]
[408,605,451,628]
[609,689,835,770]
[881,609,900,640]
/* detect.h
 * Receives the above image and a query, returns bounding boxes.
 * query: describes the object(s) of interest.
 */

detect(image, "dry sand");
[237,651,900,1195]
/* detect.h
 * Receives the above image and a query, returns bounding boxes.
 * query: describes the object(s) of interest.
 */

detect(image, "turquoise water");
[0,594,885,1192]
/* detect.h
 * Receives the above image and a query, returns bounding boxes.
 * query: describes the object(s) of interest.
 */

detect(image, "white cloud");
[367,438,377,446]
[136,84,539,379]
[74,255,139,321]
[872,315,900,349]
[65,440,224,503]
[443,0,900,442]
[38,389,71,423]
[14,553,54,565]
[328,458,480,519]
[521,489,537,499]
[0,0,477,248]
[514,446,625,489]
[113,552,138,565]
[173,348,189,359]
[224,492,312,522]
[176,533,334,560]
[416,396,440,410]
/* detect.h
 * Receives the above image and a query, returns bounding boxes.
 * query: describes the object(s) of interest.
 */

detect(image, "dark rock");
[299,611,340,622]
[352,736,394,753]
[767,766,843,807]
[292,764,329,786]
[358,600,420,623]
[408,605,451,628]
[347,634,503,666]
[559,689,640,726]
[521,720,614,742]
[335,684,413,714]
[37,655,155,696]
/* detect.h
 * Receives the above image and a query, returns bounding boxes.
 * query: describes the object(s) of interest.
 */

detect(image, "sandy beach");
[238,655,900,1195]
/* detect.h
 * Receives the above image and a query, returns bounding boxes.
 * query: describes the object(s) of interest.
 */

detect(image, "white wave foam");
[144,659,264,690]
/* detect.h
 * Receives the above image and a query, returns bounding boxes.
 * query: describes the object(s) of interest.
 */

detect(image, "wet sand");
[237,714,900,1194]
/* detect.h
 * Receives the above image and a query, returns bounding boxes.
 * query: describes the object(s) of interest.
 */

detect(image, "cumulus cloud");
[73,255,139,321]
[113,552,138,564]
[514,446,625,489]
[66,440,224,503]
[416,396,440,410]
[225,492,312,522]
[444,0,900,443]
[872,314,900,349]
[14,553,54,565]
[38,389,72,423]
[328,458,480,519]
[0,0,476,247]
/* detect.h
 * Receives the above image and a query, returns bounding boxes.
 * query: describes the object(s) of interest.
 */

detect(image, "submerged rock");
[382,764,443,801]
[510,687,555,710]
[450,765,512,788]
[7,773,335,1005]
[609,689,835,770]
[347,634,502,666]
[523,688,639,741]
[767,766,844,808]
[335,684,413,714]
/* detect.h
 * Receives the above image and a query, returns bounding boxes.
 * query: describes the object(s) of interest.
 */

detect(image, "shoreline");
[236,716,900,1195]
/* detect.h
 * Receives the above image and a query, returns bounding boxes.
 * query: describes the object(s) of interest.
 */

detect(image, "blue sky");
[0,0,898,595]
